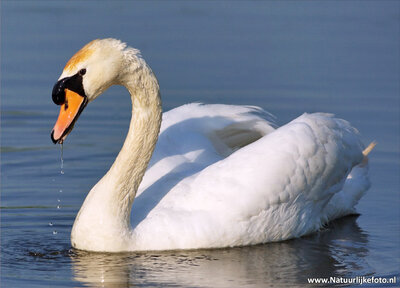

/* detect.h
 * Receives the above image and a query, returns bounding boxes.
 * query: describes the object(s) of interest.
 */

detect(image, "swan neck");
[71,57,161,251]
[109,62,162,214]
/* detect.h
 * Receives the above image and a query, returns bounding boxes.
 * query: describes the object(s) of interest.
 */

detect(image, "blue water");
[1,1,399,287]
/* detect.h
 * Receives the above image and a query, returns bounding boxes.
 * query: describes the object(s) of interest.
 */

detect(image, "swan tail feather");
[360,141,377,167]
[362,141,376,156]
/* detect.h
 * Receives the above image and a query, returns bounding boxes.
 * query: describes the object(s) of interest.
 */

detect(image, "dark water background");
[1,1,399,287]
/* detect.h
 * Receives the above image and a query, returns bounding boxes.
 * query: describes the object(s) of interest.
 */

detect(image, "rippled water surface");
[1,1,399,287]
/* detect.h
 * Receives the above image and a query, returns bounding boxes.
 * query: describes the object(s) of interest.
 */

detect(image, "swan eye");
[79,69,86,76]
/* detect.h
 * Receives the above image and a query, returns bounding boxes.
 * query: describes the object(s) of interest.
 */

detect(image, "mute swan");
[51,38,374,252]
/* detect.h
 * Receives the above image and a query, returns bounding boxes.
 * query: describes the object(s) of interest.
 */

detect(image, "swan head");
[51,38,140,144]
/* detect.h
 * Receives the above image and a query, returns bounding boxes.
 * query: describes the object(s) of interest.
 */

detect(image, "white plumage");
[131,105,368,250]
[52,39,371,252]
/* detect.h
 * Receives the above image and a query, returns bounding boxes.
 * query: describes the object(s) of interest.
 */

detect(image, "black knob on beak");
[52,77,69,105]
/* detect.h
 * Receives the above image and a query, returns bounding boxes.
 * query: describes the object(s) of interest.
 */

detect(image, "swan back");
[131,112,365,250]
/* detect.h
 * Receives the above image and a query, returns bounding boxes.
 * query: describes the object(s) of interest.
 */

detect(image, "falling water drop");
[60,143,64,175]
[52,143,65,235]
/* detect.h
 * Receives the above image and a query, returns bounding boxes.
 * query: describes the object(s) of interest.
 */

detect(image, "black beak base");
[52,72,86,105]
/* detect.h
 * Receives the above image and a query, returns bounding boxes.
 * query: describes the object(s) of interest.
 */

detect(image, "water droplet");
[53,230,58,235]
[48,222,53,226]
[57,205,61,209]
[60,143,65,175]
[57,199,61,203]
[59,189,62,193]
[60,143,64,167]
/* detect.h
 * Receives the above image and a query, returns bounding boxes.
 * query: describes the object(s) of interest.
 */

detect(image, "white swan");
[50,38,374,252]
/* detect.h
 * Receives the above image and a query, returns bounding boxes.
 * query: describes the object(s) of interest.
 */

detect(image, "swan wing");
[133,103,275,233]
[137,103,275,195]
[132,109,366,250]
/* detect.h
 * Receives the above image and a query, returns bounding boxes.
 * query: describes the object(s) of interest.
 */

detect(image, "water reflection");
[71,215,370,287]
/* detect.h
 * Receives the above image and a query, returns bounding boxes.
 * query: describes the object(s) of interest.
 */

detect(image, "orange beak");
[51,89,87,144]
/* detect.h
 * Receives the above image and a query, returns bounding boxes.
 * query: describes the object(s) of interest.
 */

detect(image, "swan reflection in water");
[71,215,371,288]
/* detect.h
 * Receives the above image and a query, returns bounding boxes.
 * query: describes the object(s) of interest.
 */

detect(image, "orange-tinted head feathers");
[63,40,96,73]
